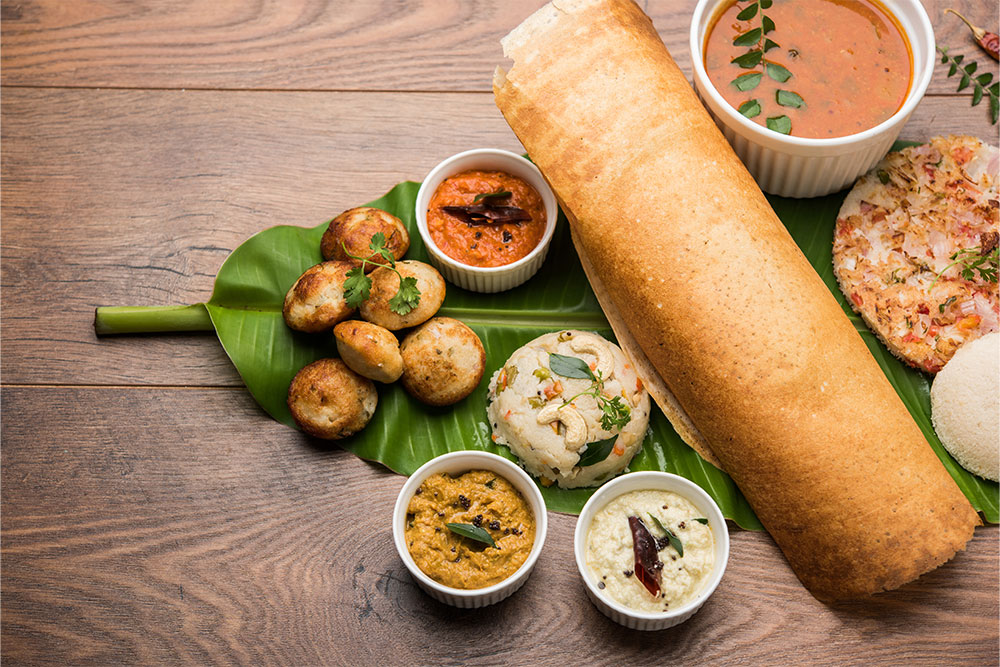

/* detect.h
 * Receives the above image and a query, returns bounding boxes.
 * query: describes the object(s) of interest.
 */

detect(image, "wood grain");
[3,0,998,663]
[2,387,997,665]
[2,89,996,387]
[0,0,996,97]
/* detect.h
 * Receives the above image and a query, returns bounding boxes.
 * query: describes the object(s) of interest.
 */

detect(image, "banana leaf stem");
[94,304,214,335]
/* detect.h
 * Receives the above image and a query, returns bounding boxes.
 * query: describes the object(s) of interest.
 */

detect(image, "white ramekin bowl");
[574,471,730,631]
[414,149,558,292]
[690,0,934,198]
[393,451,548,608]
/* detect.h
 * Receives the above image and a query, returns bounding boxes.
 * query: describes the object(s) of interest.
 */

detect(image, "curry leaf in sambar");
[731,49,764,69]
[733,72,763,91]
[736,3,758,20]
[733,27,762,47]
[738,99,762,118]
[766,62,793,82]
[766,115,792,134]
[776,90,805,108]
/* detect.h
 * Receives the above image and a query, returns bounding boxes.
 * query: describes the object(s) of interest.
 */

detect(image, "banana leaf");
[95,174,999,527]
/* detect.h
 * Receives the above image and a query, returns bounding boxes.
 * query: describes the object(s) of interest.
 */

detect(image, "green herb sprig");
[928,242,999,292]
[729,0,800,134]
[547,352,632,432]
[446,523,498,549]
[342,232,421,315]
[937,46,999,125]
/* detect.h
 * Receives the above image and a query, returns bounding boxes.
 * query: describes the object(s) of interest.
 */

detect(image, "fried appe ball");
[333,320,404,383]
[359,260,446,331]
[400,317,485,406]
[287,358,377,439]
[283,261,355,332]
[321,207,410,271]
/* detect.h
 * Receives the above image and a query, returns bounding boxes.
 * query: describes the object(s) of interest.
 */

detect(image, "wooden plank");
[2,386,997,665]
[1,0,996,97]
[3,88,995,387]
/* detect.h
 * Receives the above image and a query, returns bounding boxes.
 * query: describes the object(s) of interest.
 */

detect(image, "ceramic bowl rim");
[688,0,935,149]
[414,148,559,275]
[573,471,730,621]
[392,450,549,599]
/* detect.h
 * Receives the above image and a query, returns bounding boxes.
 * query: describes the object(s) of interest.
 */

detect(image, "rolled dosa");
[493,0,978,601]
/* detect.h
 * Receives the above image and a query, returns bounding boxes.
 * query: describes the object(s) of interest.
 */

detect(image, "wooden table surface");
[2,0,998,664]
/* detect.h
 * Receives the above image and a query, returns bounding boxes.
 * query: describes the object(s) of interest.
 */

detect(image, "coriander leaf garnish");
[729,1,801,134]
[546,351,634,443]
[775,89,804,108]
[446,523,498,549]
[576,436,618,468]
[738,99,762,118]
[342,266,371,309]
[766,115,792,134]
[937,46,999,125]
[389,276,421,315]
[928,236,999,291]
[599,395,632,431]
[340,233,422,315]
[371,232,396,264]
[647,513,684,557]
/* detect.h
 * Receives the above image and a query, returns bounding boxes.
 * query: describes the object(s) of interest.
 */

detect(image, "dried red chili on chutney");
[427,170,547,268]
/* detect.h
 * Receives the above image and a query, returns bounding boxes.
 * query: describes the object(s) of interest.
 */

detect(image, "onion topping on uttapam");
[833,135,999,374]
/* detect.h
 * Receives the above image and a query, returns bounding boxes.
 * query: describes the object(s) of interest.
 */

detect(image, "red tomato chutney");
[427,170,547,268]
[704,0,911,138]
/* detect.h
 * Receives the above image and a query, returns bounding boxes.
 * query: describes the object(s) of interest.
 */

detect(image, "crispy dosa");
[493,0,978,601]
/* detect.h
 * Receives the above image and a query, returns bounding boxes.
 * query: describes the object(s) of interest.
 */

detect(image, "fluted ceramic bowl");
[574,471,729,630]
[393,450,548,608]
[415,149,558,292]
[690,0,934,197]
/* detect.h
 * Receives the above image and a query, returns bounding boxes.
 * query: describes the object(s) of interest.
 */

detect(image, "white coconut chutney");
[585,489,715,613]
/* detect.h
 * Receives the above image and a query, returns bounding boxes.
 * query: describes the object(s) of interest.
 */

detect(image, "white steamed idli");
[930,332,999,481]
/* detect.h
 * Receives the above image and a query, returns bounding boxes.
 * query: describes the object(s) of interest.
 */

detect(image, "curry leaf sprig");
[341,232,421,315]
[937,46,999,124]
[548,352,632,432]
[730,0,801,134]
